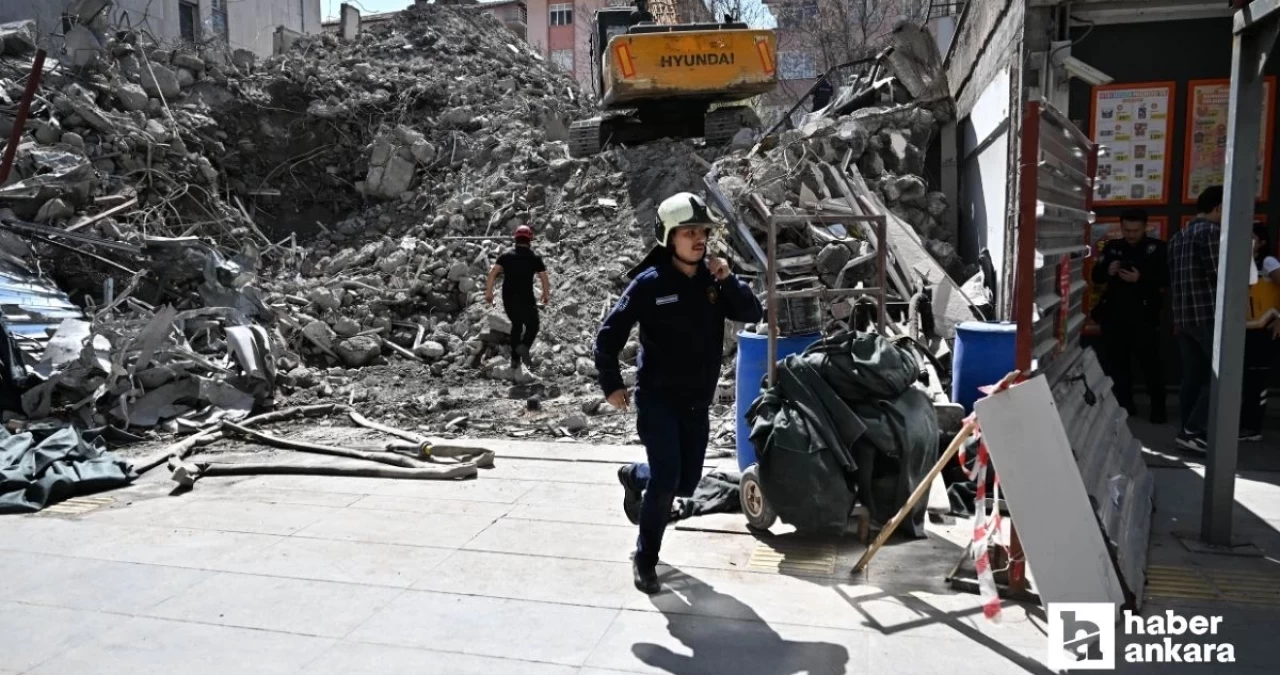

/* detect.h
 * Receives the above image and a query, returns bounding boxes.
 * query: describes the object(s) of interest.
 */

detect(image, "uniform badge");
[706,286,718,304]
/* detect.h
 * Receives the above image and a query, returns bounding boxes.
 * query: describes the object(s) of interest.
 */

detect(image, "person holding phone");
[593,192,762,594]
[1090,208,1169,422]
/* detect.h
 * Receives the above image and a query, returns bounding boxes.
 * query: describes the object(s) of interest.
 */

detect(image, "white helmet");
[655,192,718,247]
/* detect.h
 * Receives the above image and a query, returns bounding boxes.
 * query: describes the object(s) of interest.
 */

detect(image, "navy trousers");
[629,392,709,567]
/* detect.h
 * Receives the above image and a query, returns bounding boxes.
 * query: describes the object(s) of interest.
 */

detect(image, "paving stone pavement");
[1,437,1276,674]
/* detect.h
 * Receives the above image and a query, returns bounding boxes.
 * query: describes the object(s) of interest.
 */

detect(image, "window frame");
[549,3,574,27]
[178,0,200,43]
[550,48,575,72]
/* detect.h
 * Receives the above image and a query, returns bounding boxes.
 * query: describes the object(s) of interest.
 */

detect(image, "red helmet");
[514,225,534,241]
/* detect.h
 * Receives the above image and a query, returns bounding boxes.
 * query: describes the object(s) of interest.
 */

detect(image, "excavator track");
[704,106,760,147]
[569,118,604,158]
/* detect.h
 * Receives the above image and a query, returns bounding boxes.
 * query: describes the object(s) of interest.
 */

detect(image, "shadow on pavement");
[633,566,851,675]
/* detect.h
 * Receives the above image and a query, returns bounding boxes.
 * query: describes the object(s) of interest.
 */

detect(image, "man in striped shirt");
[1167,186,1224,453]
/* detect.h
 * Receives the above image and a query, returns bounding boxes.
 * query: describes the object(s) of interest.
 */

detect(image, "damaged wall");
[946,0,1025,316]
[0,0,322,57]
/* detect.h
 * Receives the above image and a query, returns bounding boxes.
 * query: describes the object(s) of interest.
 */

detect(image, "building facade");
[0,0,322,58]
[480,0,530,42]
[761,0,960,116]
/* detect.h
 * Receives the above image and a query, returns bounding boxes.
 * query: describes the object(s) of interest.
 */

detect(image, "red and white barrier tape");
[961,376,1018,623]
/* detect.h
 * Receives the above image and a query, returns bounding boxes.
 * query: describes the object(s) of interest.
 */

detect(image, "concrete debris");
[0,6,972,446]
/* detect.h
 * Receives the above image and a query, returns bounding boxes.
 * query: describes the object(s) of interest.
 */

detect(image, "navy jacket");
[594,253,763,408]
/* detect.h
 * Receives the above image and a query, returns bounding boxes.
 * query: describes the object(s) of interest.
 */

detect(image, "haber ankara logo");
[1048,603,1116,670]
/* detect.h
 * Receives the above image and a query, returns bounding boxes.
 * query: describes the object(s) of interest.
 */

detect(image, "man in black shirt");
[485,225,550,374]
[1090,208,1168,422]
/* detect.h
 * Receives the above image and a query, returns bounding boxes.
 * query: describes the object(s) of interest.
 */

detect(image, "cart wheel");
[740,464,777,531]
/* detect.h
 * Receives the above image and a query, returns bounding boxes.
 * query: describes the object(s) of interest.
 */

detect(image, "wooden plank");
[974,375,1126,615]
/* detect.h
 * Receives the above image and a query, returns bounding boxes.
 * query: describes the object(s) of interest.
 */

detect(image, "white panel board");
[974,375,1126,614]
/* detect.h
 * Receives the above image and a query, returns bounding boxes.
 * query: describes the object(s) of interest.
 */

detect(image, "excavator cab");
[569,1,777,157]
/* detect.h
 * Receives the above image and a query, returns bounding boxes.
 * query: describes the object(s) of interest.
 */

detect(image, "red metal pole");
[1006,101,1045,596]
[0,49,47,186]
[1012,101,1042,374]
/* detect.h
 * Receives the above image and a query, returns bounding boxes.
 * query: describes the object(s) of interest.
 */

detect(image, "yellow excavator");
[568,1,779,157]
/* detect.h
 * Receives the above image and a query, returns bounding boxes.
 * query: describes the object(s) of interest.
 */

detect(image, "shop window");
[550,3,574,26]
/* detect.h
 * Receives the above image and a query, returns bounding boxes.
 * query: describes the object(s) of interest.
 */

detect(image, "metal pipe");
[875,216,888,335]
[0,49,47,186]
[1202,8,1277,545]
[767,212,779,388]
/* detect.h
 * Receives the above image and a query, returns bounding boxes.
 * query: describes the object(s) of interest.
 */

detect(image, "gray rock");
[560,414,589,433]
[113,82,149,112]
[302,320,336,351]
[411,140,436,164]
[308,287,344,312]
[33,121,61,145]
[336,335,382,367]
[415,340,446,359]
[333,317,361,337]
[447,261,470,282]
[487,311,512,334]
[231,49,256,72]
[35,198,74,223]
[140,63,181,99]
[176,67,197,88]
[0,20,37,57]
[63,25,104,67]
[895,175,928,204]
[287,366,318,388]
[61,132,85,149]
[925,191,948,217]
[172,52,205,72]
[817,243,852,277]
[378,154,416,197]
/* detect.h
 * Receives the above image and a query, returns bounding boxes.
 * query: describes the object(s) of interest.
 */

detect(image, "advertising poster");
[1090,83,1176,206]
[1183,77,1275,204]
[1177,76,1269,203]
[1083,217,1169,337]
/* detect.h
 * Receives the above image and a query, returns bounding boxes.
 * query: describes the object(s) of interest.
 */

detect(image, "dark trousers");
[505,302,539,367]
[628,392,709,567]
[1100,321,1165,416]
[1242,328,1272,432]
[1177,325,1214,434]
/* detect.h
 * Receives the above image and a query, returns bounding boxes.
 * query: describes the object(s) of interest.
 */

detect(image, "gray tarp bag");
[0,426,135,514]
[746,330,940,537]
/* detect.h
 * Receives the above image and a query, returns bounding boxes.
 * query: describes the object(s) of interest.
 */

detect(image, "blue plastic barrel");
[735,330,821,471]
[952,321,1017,413]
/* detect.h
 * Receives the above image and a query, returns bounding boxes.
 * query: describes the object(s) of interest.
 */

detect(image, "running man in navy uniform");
[594,192,763,594]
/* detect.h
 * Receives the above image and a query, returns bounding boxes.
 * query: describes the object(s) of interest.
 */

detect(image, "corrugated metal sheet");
[1031,104,1092,377]
[1051,346,1155,609]
[1019,100,1153,610]
[0,258,83,362]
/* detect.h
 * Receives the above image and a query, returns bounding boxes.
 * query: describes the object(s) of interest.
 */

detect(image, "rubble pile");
[20,306,276,434]
[0,8,717,439]
[1,11,970,443]
[708,25,978,338]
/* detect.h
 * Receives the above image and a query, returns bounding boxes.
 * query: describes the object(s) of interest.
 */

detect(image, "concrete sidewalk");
[0,432,1275,674]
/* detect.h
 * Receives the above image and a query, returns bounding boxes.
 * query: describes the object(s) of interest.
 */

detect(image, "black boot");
[633,559,660,594]
[617,465,641,525]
